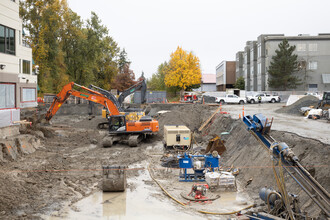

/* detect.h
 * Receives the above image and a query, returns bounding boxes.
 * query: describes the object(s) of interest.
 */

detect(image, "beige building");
[0,0,37,128]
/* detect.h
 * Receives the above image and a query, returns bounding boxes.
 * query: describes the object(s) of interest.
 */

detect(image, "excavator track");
[102,134,144,148]
[128,135,142,147]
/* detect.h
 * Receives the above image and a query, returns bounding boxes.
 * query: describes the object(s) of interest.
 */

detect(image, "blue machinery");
[178,153,220,182]
[243,114,330,217]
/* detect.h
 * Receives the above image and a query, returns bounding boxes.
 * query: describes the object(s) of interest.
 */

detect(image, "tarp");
[0,84,15,109]
[0,109,20,128]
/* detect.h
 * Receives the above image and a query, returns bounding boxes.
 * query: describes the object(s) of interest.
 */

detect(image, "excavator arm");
[117,79,147,105]
[45,82,120,121]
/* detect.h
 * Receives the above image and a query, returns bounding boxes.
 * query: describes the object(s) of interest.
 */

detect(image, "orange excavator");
[45,82,159,147]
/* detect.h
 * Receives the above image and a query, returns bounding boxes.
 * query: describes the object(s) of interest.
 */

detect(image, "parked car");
[216,94,246,104]
[246,93,281,104]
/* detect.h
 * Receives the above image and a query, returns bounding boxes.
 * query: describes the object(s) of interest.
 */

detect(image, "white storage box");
[205,172,220,187]
[219,171,236,188]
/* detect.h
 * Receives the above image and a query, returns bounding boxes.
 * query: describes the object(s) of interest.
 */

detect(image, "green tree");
[20,1,121,93]
[268,39,301,90]
[148,62,167,91]
[234,76,245,90]
[111,49,135,91]
[118,49,131,73]
[20,0,69,93]
[61,8,89,84]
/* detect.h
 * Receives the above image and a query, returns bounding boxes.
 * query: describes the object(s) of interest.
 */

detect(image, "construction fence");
[133,91,167,104]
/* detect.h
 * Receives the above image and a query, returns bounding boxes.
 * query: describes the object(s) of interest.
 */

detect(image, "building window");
[22,88,36,102]
[308,61,317,70]
[297,44,306,51]
[0,25,15,55]
[258,63,261,75]
[308,84,318,92]
[309,43,317,51]
[23,60,31,74]
[0,83,15,109]
[258,44,261,58]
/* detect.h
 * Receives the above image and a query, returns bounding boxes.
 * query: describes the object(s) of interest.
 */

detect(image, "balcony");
[22,39,31,48]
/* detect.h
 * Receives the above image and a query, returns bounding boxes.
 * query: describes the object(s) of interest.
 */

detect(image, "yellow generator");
[163,125,191,150]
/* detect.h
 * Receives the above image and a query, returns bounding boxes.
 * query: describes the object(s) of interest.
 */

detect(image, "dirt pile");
[155,104,218,138]
[275,96,319,115]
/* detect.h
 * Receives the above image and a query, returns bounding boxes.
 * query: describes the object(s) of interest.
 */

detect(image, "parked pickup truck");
[246,93,281,104]
[215,94,246,104]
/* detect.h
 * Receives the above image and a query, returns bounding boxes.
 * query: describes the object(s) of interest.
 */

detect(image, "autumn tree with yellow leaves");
[164,47,202,93]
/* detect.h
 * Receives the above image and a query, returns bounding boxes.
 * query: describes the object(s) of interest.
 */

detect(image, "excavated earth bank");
[0,104,328,219]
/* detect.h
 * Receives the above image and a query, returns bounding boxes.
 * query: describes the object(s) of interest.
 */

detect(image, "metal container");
[259,187,278,205]
[205,155,220,168]
[102,165,127,192]
[179,156,192,169]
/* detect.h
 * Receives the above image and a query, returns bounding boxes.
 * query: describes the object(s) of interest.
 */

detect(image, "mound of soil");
[203,95,216,103]
[275,96,319,115]
[155,104,218,139]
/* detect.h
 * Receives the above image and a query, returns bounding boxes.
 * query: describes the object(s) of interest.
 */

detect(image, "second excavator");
[88,79,147,129]
[45,82,159,147]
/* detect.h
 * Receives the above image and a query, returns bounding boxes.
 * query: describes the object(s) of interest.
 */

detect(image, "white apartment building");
[0,0,37,128]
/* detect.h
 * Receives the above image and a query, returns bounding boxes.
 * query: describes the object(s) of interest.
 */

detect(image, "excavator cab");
[318,91,330,110]
[109,115,126,132]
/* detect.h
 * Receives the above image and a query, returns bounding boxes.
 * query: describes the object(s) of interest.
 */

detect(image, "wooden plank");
[198,107,220,132]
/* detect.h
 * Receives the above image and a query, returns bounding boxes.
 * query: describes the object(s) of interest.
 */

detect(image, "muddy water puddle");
[43,143,251,220]
[44,161,205,220]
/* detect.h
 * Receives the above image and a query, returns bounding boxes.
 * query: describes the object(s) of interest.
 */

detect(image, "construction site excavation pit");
[0,103,329,219]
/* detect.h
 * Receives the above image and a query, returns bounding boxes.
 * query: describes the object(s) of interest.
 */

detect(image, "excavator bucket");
[102,165,127,192]
[205,135,226,155]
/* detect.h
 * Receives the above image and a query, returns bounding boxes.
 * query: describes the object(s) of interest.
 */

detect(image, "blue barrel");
[259,187,278,205]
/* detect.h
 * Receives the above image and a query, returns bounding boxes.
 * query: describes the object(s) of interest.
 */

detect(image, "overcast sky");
[67,0,330,79]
